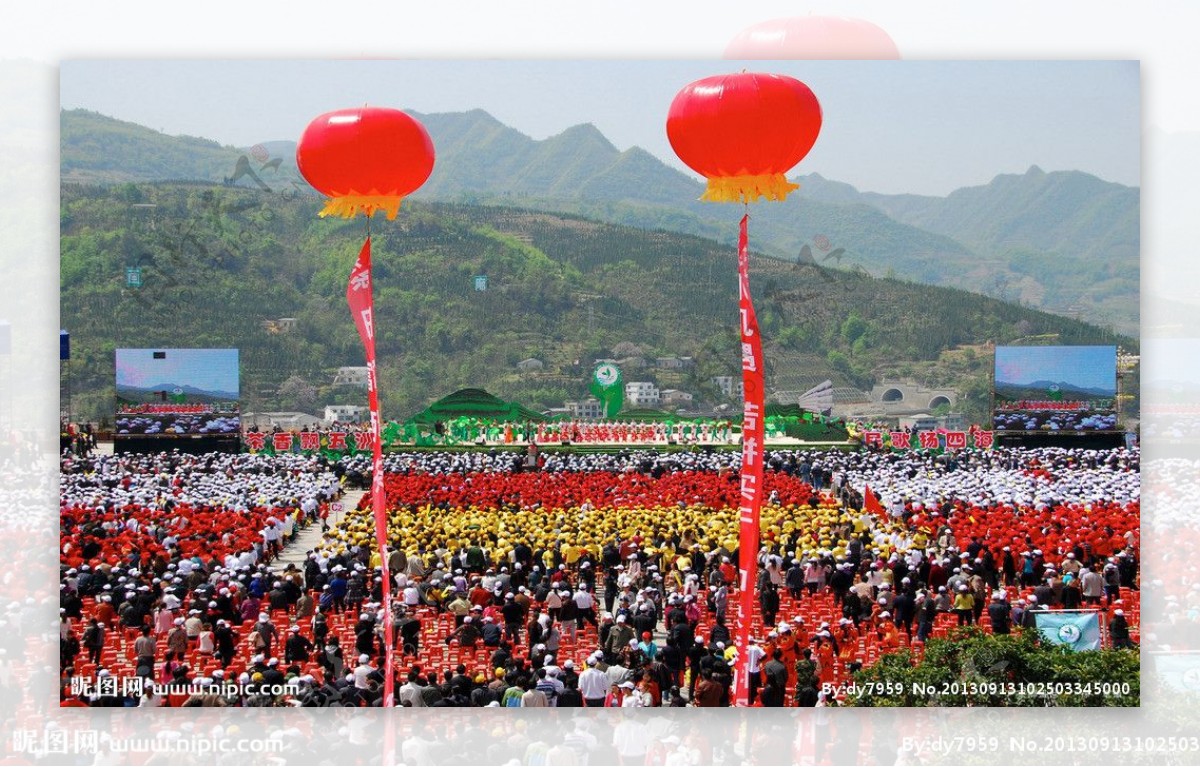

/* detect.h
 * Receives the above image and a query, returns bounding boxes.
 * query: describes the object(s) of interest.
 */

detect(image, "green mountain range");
[61,108,1139,335]
[60,177,1129,426]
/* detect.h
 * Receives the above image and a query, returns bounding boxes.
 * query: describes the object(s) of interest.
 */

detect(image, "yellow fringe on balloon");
[318,194,405,220]
[701,173,799,204]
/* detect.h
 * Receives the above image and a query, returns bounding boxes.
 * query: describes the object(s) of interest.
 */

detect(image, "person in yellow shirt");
[659,540,676,567]
[880,567,895,590]
[563,545,582,567]
[425,581,445,612]
[953,585,975,626]
[675,552,692,573]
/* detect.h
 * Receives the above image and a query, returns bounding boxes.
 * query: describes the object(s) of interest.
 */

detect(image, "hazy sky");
[115,348,240,393]
[995,346,1117,391]
[60,60,1138,197]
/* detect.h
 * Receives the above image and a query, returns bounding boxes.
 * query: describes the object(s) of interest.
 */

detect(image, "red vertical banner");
[734,214,765,707]
[346,237,396,707]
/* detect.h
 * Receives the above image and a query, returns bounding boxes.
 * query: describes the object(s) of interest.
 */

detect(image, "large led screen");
[993,345,1118,432]
[114,348,240,436]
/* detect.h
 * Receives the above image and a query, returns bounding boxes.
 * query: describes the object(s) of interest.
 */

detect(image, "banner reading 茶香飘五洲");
[242,430,375,455]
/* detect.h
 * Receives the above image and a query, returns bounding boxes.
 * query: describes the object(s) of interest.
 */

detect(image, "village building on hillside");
[625,382,661,408]
[332,367,370,387]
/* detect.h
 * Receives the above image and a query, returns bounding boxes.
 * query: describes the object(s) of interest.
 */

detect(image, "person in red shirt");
[93,598,116,628]
[720,558,737,586]
[693,670,724,707]
[814,638,836,688]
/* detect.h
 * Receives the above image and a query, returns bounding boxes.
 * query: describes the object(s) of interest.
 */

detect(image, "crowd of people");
[60,452,342,570]
[242,414,844,451]
[417,419,729,446]
[57,445,1139,707]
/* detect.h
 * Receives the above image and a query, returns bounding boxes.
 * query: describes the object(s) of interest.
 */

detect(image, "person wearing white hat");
[163,616,188,659]
[1021,594,1044,630]
[353,654,375,690]
[573,585,597,628]
[184,610,204,641]
[1109,608,1134,649]
[986,590,1012,635]
[953,585,975,626]
[606,613,635,661]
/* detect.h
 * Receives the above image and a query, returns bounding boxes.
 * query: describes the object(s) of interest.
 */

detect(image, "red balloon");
[296,107,435,220]
[724,16,900,60]
[666,72,822,203]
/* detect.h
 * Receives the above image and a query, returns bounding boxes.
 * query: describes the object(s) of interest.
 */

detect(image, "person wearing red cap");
[638,632,658,663]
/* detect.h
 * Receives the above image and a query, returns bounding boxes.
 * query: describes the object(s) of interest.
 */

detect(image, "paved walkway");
[274,489,363,567]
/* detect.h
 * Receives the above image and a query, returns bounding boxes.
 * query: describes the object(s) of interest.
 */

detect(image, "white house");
[625,382,661,407]
[940,412,968,431]
[324,405,368,425]
[713,376,744,399]
[565,398,605,420]
[899,413,939,432]
[241,411,324,431]
[261,318,299,334]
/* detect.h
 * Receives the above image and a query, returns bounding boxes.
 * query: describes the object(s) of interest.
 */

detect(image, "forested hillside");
[61,109,1140,335]
[60,182,1130,424]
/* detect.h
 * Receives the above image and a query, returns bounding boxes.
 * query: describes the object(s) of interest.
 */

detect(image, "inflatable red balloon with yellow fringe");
[666,72,822,204]
[296,106,435,220]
